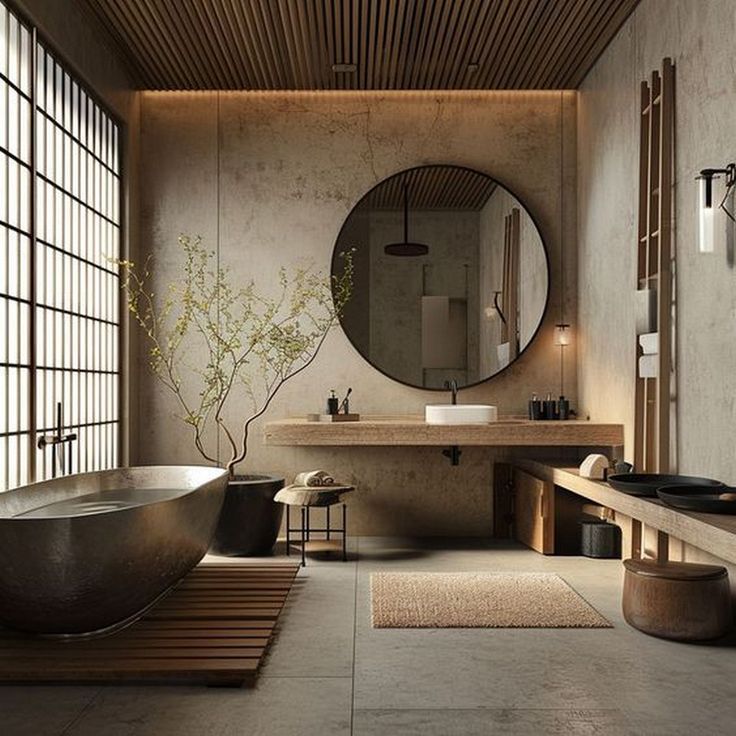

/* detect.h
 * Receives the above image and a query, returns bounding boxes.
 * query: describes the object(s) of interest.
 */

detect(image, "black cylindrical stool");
[622,559,733,641]
[581,518,621,558]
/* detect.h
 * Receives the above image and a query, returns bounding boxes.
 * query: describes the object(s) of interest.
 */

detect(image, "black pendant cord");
[403,183,409,243]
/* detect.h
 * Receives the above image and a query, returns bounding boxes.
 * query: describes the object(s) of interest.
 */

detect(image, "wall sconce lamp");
[696,163,736,253]
[554,323,571,400]
[554,323,571,347]
[483,290,506,324]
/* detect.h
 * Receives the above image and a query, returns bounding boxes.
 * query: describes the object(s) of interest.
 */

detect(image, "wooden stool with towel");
[275,470,355,566]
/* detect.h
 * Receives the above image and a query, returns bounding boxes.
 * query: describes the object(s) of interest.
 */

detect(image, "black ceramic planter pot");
[210,474,285,556]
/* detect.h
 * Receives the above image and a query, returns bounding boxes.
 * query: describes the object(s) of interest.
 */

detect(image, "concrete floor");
[4,537,736,735]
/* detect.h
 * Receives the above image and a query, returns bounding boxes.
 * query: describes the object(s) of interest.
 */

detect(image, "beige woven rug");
[371,572,611,628]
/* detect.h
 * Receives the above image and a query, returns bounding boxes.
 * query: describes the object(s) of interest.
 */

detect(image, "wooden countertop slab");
[263,415,624,447]
[515,460,736,565]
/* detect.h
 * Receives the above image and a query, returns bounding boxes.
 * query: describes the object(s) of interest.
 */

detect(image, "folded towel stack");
[275,469,354,507]
[294,470,335,487]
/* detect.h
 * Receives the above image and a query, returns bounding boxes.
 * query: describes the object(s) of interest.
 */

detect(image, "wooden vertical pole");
[657,58,674,474]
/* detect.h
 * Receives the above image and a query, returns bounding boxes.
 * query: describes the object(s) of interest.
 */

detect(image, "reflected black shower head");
[384,241,429,256]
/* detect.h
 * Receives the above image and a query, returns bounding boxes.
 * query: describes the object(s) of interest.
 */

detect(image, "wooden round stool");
[623,559,733,641]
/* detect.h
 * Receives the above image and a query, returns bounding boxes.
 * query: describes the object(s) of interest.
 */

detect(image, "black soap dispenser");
[528,393,542,420]
[327,390,339,415]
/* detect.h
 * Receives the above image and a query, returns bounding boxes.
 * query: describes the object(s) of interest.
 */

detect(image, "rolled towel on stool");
[294,470,335,487]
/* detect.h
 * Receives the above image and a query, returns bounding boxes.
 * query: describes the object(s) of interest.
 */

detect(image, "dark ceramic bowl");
[657,485,736,514]
[607,473,724,498]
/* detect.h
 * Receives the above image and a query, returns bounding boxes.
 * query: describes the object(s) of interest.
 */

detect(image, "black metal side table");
[285,503,348,567]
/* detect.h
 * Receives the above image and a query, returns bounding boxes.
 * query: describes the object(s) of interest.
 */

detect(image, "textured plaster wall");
[138,91,577,536]
[577,0,736,482]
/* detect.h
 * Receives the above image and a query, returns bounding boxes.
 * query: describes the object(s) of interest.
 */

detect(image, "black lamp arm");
[493,290,507,325]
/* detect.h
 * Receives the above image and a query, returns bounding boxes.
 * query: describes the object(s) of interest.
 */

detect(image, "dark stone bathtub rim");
[0,466,230,520]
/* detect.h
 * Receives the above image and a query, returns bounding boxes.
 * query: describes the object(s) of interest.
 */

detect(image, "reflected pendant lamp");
[384,183,429,256]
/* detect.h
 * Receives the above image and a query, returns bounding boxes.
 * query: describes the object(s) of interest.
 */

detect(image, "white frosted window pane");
[0,81,6,151]
[8,87,18,157]
[63,193,72,253]
[0,300,5,364]
[19,25,30,93]
[0,5,7,79]
[7,368,18,431]
[35,306,43,367]
[0,230,6,297]
[18,368,28,431]
[6,12,18,87]
[45,310,53,366]
[7,436,17,489]
[7,298,17,362]
[19,97,30,163]
[18,431,28,486]
[0,367,6,434]
[19,235,29,300]
[18,303,28,364]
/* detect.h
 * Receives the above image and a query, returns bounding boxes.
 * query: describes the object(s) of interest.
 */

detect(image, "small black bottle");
[542,393,557,420]
[327,389,339,415]
[558,395,570,420]
[528,393,542,420]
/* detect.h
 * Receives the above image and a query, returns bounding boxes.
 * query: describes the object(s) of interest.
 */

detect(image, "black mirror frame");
[331,163,551,391]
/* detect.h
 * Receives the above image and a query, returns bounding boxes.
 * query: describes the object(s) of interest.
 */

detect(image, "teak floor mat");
[0,563,300,686]
[371,572,611,629]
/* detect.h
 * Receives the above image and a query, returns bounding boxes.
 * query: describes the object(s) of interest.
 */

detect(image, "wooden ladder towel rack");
[634,58,675,475]
[633,58,675,562]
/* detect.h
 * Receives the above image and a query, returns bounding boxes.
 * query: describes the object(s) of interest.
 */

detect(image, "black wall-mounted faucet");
[444,379,458,405]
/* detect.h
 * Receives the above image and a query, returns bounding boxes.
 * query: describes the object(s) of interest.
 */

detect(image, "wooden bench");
[497,460,736,566]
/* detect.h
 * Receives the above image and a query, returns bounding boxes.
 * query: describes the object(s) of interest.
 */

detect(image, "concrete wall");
[137,90,577,536]
[577,0,736,483]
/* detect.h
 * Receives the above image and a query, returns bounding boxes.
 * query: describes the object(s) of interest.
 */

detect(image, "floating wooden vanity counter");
[514,460,736,565]
[263,416,624,447]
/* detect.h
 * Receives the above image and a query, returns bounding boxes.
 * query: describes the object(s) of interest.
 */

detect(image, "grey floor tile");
[65,677,352,736]
[260,562,357,677]
[353,708,630,736]
[0,686,99,736]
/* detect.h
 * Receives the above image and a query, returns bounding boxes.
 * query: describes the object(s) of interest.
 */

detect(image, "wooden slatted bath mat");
[0,563,301,687]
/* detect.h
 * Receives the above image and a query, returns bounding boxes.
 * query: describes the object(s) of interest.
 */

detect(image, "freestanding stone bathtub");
[0,465,228,636]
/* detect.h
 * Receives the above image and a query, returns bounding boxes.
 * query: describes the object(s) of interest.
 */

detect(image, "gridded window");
[0,1,121,491]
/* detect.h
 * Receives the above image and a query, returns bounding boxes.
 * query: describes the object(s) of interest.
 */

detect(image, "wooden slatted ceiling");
[364,167,497,210]
[83,0,640,90]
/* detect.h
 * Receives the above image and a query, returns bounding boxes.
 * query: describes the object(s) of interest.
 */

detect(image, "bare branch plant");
[116,235,353,478]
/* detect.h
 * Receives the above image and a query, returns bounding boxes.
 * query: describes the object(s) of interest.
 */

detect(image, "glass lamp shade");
[554,324,571,347]
[697,175,715,254]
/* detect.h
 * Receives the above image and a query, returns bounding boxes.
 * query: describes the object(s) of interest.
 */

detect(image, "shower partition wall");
[0,1,122,491]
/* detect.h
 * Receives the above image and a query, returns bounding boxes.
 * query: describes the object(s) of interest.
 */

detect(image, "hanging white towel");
[638,332,659,355]
[638,354,658,378]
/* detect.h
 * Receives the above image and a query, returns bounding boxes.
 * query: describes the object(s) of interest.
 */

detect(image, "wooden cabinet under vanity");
[495,465,589,555]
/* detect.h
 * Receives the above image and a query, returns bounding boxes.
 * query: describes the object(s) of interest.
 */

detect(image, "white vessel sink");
[425,404,498,425]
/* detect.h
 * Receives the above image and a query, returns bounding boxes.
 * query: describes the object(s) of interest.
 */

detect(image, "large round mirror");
[332,165,549,390]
